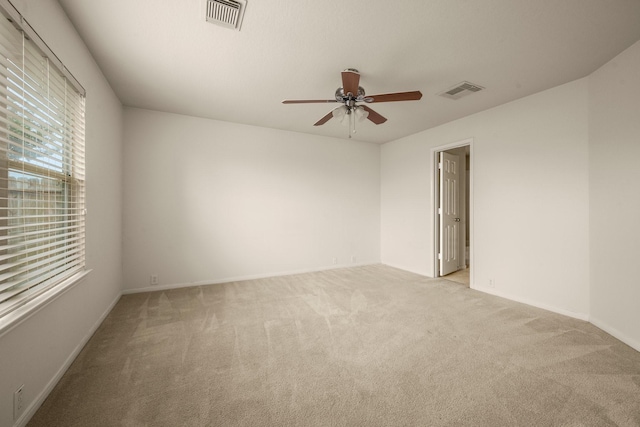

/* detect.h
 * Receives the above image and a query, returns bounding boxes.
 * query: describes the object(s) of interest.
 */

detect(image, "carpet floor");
[28,265,640,426]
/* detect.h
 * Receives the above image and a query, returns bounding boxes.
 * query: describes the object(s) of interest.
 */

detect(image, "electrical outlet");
[150,275,159,285]
[351,255,356,263]
[332,257,337,265]
[14,384,24,421]
[488,279,495,288]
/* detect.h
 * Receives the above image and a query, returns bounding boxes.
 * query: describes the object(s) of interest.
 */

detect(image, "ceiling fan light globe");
[332,106,347,119]
[355,107,369,122]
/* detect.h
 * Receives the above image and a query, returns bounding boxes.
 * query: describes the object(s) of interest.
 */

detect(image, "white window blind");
[0,1,86,318]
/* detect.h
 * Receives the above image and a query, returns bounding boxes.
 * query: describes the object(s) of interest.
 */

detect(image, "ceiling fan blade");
[341,69,360,97]
[282,99,338,104]
[361,105,387,125]
[366,91,423,103]
[313,111,334,126]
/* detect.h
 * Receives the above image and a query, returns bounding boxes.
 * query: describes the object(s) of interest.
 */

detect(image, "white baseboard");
[122,262,379,295]
[472,285,590,322]
[15,293,121,427]
[589,316,640,353]
[378,262,431,278]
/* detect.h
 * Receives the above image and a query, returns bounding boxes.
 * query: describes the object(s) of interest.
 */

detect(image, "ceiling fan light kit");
[282,69,422,138]
[328,104,370,136]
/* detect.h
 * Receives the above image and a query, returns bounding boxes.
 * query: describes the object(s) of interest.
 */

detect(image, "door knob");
[454,218,461,222]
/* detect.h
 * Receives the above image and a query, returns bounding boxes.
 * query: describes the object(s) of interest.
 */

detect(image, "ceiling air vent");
[439,81,484,100]
[206,0,247,30]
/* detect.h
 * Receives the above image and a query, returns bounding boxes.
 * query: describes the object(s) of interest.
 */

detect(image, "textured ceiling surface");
[58,0,640,143]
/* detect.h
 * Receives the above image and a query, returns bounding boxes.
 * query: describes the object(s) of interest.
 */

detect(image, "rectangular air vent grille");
[206,0,246,30]
[439,81,485,100]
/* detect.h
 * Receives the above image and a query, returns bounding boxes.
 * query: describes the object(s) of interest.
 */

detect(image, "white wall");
[589,40,640,350]
[122,108,380,292]
[382,79,590,319]
[0,1,123,426]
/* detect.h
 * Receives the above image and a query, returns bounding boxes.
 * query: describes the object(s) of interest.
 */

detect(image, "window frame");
[0,0,88,327]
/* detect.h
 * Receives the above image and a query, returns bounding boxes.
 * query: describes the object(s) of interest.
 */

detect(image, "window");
[0,0,86,319]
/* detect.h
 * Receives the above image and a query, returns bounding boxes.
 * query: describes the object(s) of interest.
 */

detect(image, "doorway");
[433,139,472,287]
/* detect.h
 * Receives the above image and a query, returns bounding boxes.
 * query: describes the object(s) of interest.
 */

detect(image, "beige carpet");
[28,265,640,426]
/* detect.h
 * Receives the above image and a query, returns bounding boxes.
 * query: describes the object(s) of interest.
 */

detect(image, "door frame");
[432,138,474,286]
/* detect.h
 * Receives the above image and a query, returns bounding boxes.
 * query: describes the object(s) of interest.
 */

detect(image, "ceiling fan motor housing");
[335,86,366,102]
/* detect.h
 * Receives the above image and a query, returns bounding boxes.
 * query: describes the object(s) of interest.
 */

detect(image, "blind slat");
[0,229,84,253]
[0,234,84,263]
[0,247,84,285]
[0,240,83,274]
[0,217,83,232]
[0,223,83,243]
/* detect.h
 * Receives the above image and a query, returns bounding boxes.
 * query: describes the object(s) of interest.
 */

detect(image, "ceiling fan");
[282,68,422,137]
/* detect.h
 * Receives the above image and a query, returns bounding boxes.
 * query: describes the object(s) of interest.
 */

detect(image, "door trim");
[432,138,474,287]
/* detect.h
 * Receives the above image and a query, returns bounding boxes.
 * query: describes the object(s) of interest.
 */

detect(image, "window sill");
[0,270,92,338]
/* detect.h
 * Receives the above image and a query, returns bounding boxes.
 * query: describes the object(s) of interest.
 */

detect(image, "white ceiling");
[58,0,640,144]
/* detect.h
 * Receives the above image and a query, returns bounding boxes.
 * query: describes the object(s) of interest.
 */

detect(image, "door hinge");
[438,207,442,215]
[438,162,442,170]
[438,253,442,260]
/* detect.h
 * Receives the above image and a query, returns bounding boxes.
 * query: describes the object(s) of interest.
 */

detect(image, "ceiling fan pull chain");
[350,109,355,138]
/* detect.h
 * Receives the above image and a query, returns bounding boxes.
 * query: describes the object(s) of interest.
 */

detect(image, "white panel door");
[439,151,461,276]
